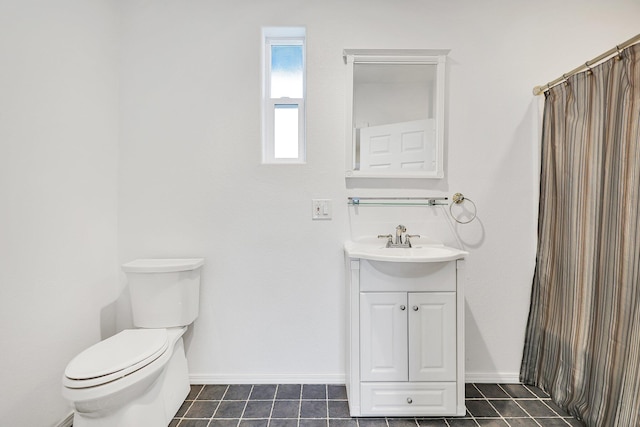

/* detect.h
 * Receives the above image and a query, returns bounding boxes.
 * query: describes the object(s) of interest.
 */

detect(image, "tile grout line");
[207,385,229,427]
[177,385,204,427]
[522,384,574,426]
[236,385,255,427]
[494,383,525,427]
[467,383,489,427]
[325,384,330,427]
[509,391,543,427]
[266,385,278,427]
[297,385,303,427]
[533,390,574,426]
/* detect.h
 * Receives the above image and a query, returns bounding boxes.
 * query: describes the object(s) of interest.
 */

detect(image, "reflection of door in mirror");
[359,119,435,171]
[344,49,448,179]
[354,63,436,173]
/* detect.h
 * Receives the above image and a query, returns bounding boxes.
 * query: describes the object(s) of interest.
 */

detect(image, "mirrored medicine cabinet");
[344,49,449,179]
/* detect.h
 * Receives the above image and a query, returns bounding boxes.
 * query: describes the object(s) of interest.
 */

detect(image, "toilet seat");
[64,329,169,389]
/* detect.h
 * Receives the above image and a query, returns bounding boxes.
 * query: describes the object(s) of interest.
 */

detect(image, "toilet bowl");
[62,258,204,427]
[63,327,189,427]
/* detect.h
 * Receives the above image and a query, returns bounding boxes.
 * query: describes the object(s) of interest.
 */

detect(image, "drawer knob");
[407,397,413,404]
[412,306,419,311]
[400,305,406,311]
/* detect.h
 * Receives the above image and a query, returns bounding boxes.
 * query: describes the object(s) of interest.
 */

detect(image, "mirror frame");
[344,49,449,179]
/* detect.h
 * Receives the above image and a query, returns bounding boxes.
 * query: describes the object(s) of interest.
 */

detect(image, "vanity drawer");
[360,260,456,292]
[360,382,457,416]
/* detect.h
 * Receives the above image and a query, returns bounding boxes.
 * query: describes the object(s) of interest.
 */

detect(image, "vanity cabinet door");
[408,292,456,382]
[360,292,408,381]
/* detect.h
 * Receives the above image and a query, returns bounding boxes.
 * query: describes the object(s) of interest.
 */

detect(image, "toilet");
[62,258,205,427]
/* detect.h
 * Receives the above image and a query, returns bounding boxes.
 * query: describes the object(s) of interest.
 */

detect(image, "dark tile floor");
[170,384,585,427]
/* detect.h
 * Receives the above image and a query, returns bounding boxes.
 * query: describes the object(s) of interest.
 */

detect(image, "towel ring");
[449,192,477,224]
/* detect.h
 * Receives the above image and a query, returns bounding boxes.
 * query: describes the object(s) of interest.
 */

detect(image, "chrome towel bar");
[348,197,448,206]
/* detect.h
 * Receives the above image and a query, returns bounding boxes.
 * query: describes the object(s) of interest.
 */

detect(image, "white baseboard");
[190,373,346,385]
[56,412,74,427]
[190,372,520,385]
[465,372,521,383]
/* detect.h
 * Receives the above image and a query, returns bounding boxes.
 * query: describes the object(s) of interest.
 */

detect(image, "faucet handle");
[406,234,421,247]
[378,234,393,247]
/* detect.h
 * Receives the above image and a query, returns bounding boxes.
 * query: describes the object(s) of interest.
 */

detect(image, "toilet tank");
[122,258,205,328]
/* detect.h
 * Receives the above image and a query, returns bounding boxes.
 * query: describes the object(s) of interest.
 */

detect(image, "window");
[262,27,306,163]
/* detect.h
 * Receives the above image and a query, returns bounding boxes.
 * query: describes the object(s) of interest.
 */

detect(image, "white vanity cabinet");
[345,257,465,417]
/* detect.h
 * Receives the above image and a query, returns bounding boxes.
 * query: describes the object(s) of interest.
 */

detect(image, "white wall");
[2,1,639,425]
[0,1,120,425]
[117,0,640,384]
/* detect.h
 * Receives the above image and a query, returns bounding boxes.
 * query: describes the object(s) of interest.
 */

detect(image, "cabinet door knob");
[400,305,406,311]
[407,397,413,404]
[412,305,419,311]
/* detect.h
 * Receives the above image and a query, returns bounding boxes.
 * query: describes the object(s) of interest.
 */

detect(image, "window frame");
[262,28,306,164]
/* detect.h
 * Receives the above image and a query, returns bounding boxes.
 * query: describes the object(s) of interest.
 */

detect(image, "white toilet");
[62,258,205,427]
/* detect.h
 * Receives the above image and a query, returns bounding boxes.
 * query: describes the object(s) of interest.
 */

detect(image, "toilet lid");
[64,329,169,387]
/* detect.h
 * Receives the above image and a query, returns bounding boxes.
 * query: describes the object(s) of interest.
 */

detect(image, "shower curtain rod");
[532,33,640,96]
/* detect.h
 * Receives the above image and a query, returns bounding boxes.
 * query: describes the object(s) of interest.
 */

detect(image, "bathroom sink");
[344,238,468,263]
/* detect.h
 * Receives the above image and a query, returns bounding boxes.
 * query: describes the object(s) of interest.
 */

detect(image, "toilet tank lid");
[122,258,205,273]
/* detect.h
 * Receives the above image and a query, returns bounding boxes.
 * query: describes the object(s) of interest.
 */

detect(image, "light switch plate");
[312,199,332,220]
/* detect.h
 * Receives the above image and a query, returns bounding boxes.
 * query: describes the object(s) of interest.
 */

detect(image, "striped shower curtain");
[521,43,640,426]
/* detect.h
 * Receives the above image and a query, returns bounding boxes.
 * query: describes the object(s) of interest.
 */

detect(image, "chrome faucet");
[378,225,420,248]
[395,225,406,245]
